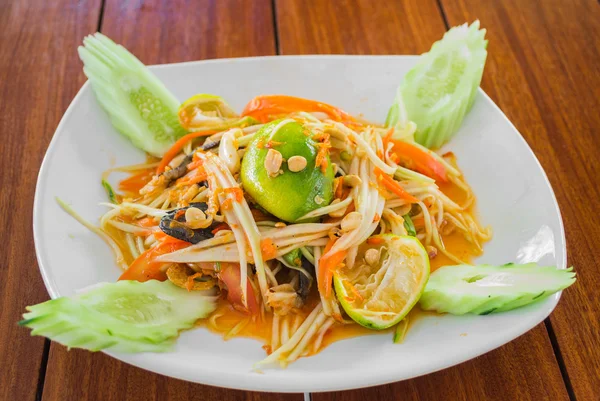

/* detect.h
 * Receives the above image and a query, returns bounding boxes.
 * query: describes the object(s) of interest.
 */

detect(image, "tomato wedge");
[218,262,259,314]
[119,237,189,282]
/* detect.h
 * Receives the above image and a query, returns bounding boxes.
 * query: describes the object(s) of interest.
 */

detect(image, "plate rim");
[32,54,567,392]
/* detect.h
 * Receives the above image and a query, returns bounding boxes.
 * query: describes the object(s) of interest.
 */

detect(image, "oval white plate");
[33,56,565,393]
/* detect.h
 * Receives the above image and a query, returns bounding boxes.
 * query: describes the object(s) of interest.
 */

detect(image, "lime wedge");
[241,120,334,223]
[333,235,430,330]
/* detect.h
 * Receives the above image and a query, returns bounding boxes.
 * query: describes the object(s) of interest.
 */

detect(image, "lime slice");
[333,234,430,329]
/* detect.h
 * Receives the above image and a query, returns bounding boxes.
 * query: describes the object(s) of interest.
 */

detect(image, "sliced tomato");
[119,237,189,282]
[218,262,259,314]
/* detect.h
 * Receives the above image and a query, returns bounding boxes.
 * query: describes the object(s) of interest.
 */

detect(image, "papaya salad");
[22,22,575,368]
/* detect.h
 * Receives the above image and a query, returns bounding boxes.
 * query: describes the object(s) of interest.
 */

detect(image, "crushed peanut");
[328,199,346,218]
[275,222,287,228]
[343,174,362,187]
[214,229,232,237]
[426,246,438,259]
[364,248,380,266]
[264,149,283,177]
[314,195,325,205]
[185,207,211,229]
[287,155,308,172]
[341,211,362,232]
[439,219,456,236]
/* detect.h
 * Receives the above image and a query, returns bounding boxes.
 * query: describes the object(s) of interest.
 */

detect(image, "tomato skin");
[119,239,189,282]
[218,263,259,315]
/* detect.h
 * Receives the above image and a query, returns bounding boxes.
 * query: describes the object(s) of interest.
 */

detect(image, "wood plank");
[0,1,101,400]
[276,0,570,399]
[314,326,567,401]
[438,1,600,399]
[276,0,446,54]
[99,0,276,64]
[43,348,298,401]
[41,1,299,400]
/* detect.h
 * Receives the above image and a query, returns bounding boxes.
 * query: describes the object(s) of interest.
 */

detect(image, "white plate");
[33,56,566,392]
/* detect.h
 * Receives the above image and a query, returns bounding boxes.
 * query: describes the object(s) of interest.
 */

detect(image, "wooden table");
[1,0,599,400]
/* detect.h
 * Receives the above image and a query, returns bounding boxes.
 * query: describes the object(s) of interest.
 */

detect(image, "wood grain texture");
[314,326,567,401]
[276,0,447,54]
[40,1,298,400]
[0,1,101,400]
[276,0,570,399]
[101,0,276,64]
[439,1,600,399]
[42,348,298,401]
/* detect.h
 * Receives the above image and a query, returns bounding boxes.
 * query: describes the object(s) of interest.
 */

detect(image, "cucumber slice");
[386,21,487,149]
[20,280,216,352]
[78,33,186,156]
[419,263,575,315]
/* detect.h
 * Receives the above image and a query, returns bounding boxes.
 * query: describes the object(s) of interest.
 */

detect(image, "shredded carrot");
[224,187,244,202]
[136,217,157,227]
[318,237,347,297]
[156,130,219,174]
[382,127,395,148]
[391,139,448,182]
[311,132,328,141]
[265,140,283,149]
[373,167,419,203]
[241,95,356,124]
[367,237,385,245]
[333,177,344,199]
[177,173,208,186]
[260,238,278,261]
[185,273,203,291]
[186,160,203,171]
[345,201,355,214]
[221,198,233,211]
[152,230,168,242]
[373,213,381,222]
[176,166,208,186]
[315,133,331,173]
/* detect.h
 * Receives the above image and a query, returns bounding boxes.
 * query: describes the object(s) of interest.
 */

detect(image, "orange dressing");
[112,154,485,356]
[198,172,484,352]
[118,167,155,195]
